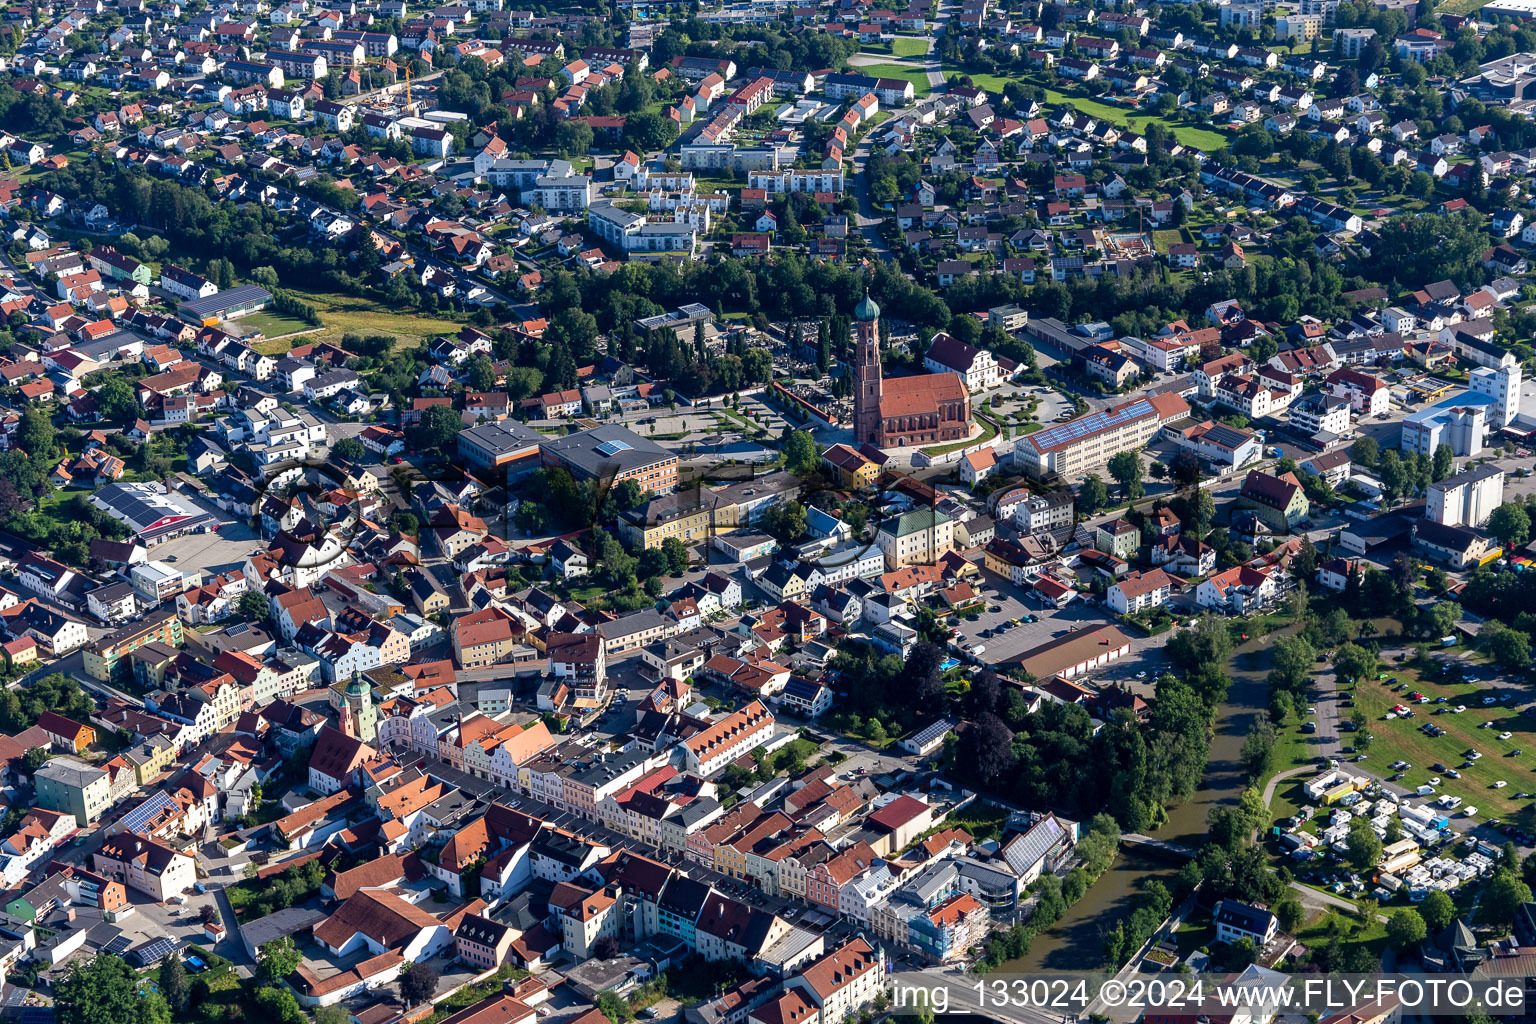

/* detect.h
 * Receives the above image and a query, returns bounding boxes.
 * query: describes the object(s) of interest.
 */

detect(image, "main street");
[848,0,951,257]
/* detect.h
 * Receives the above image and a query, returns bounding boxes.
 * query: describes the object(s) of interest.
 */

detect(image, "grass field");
[949,69,1231,152]
[856,62,934,96]
[1294,909,1390,957]
[230,310,314,340]
[1152,229,1186,253]
[286,289,466,352]
[891,36,930,57]
[1036,85,1231,151]
[1349,664,1536,824]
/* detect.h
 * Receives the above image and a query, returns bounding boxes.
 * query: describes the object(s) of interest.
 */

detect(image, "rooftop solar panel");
[1026,399,1154,452]
[1201,424,1250,449]
[120,791,176,837]
[131,937,178,966]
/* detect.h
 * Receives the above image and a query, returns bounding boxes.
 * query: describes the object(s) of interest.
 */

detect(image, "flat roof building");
[457,420,544,476]
[541,425,678,494]
[1014,393,1188,479]
[177,285,273,324]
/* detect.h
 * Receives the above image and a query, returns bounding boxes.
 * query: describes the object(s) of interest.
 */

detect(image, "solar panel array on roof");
[104,935,132,955]
[1026,400,1154,452]
[1200,423,1251,450]
[130,936,179,966]
[782,678,821,701]
[120,790,176,837]
[1001,815,1064,876]
[21,1006,55,1024]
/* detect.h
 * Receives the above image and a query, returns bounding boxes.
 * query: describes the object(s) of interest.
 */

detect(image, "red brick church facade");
[852,294,970,448]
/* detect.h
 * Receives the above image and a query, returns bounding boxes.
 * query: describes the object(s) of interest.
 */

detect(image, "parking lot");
[946,568,1177,668]
[152,519,263,577]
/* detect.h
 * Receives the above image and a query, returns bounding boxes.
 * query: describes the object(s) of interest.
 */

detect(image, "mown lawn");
[891,36,930,57]
[950,68,1232,152]
[856,62,934,96]
[1294,910,1391,956]
[1349,663,1536,824]
[230,310,314,340]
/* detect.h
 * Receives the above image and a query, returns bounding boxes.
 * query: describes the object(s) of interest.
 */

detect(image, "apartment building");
[1014,393,1189,479]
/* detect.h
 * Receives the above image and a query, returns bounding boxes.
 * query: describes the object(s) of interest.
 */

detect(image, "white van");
[1462,806,1479,817]
[1417,784,1436,796]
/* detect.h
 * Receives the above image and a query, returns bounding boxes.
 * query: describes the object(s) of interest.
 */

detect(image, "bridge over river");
[1119,833,1197,858]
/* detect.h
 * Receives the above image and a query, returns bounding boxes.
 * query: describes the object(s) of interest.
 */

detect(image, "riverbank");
[1003,630,1282,971]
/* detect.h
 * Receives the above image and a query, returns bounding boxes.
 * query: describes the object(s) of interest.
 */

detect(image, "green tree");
[1488,502,1532,547]
[1226,936,1256,969]
[661,536,689,572]
[253,987,305,1024]
[1107,451,1144,500]
[1333,642,1378,683]
[399,961,438,1006]
[55,954,171,1024]
[15,406,54,460]
[239,590,269,619]
[761,500,806,543]
[1080,474,1110,515]
[623,111,679,152]
[555,119,593,158]
[21,747,49,775]
[95,377,141,425]
[1275,898,1305,935]
[1350,435,1378,468]
[781,429,818,475]
[411,403,462,452]
[330,437,366,461]
[1431,443,1454,482]
[465,354,498,393]
[1345,815,1382,871]
[1269,635,1316,692]
[1481,870,1532,931]
[1420,889,1455,933]
[1420,600,1461,639]
[257,936,302,982]
[1480,621,1532,670]
[1240,718,1278,779]
[1387,908,1427,949]
[157,956,189,1015]
[596,991,632,1024]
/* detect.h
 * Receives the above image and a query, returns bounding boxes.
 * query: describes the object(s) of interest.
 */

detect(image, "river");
[1005,634,1277,972]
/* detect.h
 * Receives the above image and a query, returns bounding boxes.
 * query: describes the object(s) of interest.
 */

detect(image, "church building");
[852,294,971,448]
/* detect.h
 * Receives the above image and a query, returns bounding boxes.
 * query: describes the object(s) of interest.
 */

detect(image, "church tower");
[852,293,882,446]
[340,670,378,744]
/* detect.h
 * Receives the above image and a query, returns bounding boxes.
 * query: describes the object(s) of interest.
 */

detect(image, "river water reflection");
[1005,638,1274,972]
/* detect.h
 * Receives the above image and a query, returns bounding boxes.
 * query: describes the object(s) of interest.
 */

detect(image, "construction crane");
[352,50,415,114]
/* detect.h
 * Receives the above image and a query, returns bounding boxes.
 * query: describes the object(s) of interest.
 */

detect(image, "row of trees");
[947,617,1235,834]
[975,814,1127,969]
